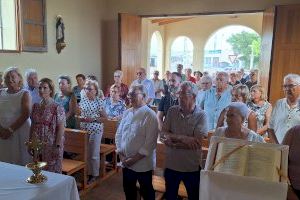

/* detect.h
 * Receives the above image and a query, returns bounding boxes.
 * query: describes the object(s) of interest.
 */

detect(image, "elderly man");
[131,68,155,105]
[161,81,208,200]
[157,72,181,131]
[116,84,158,200]
[177,64,186,81]
[196,75,213,107]
[151,70,164,106]
[24,68,41,104]
[245,69,259,90]
[201,72,232,130]
[268,74,300,144]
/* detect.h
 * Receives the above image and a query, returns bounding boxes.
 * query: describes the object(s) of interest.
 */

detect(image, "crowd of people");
[0,64,300,199]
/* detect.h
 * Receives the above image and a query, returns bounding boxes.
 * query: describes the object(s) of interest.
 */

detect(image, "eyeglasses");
[169,79,176,82]
[110,90,118,94]
[127,92,143,98]
[84,87,94,92]
[282,84,300,90]
[114,75,120,78]
[201,82,210,85]
[136,72,143,75]
[177,91,193,97]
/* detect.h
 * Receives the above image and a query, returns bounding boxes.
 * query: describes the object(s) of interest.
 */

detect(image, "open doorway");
[141,12,263,79]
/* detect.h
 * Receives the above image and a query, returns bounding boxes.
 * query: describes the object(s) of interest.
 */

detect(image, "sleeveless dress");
[0,88,31,165]
[31,102,66,173]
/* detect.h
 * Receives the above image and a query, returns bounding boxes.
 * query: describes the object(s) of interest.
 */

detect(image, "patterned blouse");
[79,96,104,134]
[247,101,271,130]
[103,97,126,119]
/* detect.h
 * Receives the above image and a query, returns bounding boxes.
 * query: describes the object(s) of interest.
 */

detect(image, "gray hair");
[25,68,37,79]
[284,73,300,85]
[129,84,147,98]
[201,75,212,84]
[180,81,198,96]
[227,102,249,120]
[216,71,229,82]
[114,70,123,78]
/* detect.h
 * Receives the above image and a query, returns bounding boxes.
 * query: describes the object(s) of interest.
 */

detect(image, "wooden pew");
[99,119,118,180]
[62,128,88,191]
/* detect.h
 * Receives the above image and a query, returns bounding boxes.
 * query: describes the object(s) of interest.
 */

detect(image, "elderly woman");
[105,70,128,103]
[247,85,272,136]
[0,67,31,165]
[214,102,264,142]
[78,79,107,184]
[196,75,212,106]
[103,84,126,120]
[282,125,300,199]
[30,78,65,173]
[217,84,257,132]
[54,75,76,128]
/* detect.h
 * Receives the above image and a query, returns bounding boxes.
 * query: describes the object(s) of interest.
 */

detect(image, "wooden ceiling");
[151,17,193,26]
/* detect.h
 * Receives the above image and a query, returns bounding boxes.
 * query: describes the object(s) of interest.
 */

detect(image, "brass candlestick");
[25,138,48,184]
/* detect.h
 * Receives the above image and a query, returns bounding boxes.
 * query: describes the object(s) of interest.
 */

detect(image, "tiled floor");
[82,172,125,200]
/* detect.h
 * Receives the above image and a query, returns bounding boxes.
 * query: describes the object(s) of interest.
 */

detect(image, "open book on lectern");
[208,137,289,183]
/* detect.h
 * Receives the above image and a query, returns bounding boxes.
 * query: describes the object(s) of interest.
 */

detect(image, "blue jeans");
[164,168,200,200]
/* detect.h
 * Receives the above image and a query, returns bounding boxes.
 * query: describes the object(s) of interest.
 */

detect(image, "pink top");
[282,125,300,190]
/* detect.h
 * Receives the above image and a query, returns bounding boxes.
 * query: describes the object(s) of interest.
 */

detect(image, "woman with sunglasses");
[78,79,107,184]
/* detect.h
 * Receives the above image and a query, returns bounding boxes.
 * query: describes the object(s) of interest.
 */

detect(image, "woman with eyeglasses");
[30,78,65,173]
[247,85,272,137]
[105,70,129,104]
[54,75,76,128]
[78,79,107,184]
[103,84,126,120]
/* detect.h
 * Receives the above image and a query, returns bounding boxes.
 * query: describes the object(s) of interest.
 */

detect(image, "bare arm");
[257,105,272,135]
[267,128,279,144]
[55,122,65,146]
[66,94,76,119]
[216,109,226,128]
[248,111,257,132]
[157,111,164,131]
[9,91,31,132]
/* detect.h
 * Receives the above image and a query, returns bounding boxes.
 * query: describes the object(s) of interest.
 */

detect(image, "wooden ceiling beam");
[158,17,193,25]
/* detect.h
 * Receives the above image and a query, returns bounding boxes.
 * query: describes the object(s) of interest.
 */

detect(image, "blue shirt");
[103,98,126,119]
[131,79,155,100]
[200,87,232,130]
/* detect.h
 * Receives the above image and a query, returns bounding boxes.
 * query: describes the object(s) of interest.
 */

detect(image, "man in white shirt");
[268,74,300,143]
[115,84,158,200]
[161,81,208,200]
[151,70,164,106]
[131,68,155,105]
[24,68,41,105]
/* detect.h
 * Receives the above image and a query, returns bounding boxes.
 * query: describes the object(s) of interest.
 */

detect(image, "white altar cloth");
[0,162,80,200]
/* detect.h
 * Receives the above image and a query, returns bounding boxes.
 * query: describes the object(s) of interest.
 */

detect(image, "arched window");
[170,36,193,72]
[204,25,261,74]
[149,31,163,77]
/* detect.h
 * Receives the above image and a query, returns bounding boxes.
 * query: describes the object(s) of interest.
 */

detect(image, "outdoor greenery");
[227,31,261,69]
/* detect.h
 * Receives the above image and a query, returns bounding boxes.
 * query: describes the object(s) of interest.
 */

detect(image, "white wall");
[0,0,105,88]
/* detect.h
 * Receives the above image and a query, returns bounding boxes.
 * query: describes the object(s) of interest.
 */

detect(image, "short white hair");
[180,81,198,96]
[114,70,123,77]
[201,75,212,83]
[25,68,37,79]
[284,73,300,85]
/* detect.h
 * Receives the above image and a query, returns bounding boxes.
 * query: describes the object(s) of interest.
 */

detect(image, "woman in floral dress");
[30,78,65,173]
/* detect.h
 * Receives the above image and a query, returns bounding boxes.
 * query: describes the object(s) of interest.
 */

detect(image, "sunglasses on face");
[84,87,94,92]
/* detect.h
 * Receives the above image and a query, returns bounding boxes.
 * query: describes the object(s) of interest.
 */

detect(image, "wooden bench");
[62,128,88,191]
[99,119,119,180]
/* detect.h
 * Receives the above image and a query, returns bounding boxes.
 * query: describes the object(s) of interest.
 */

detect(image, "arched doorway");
[149,31,163,78]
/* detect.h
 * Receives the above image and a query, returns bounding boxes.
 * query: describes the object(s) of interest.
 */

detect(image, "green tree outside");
[227,31,261,69]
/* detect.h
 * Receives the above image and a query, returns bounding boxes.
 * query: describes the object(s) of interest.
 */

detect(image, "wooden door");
[268,4,300,104]
[119,13,142,86]
[259,7,275,96]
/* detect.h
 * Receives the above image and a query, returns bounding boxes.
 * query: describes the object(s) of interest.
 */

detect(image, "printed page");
[246,145,281,182]
[214,142,248,176]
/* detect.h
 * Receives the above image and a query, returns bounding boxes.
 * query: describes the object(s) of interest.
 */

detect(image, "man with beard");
[157,72,182,131]
[268,74,300,143]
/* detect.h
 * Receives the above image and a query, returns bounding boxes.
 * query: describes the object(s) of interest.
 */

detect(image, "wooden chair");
[62,128,88,190]
[99,119,119,180]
